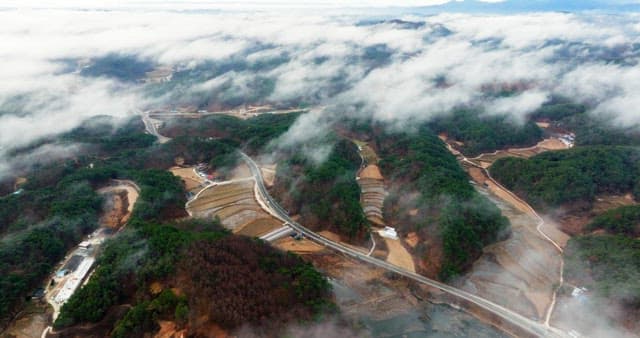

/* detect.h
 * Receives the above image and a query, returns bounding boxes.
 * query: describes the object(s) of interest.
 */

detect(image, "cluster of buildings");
[53,256,95,304]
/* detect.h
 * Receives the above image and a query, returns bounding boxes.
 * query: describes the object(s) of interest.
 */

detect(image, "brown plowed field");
[187,180,282,235]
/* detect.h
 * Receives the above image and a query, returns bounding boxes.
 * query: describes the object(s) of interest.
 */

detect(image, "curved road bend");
[239,151,567,338]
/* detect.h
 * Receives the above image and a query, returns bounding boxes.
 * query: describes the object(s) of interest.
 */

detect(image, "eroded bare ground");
[97,181,139,229]
[458,188,562,321]
[303,251,508,338]
[441,137,568,321]
[555,193,638,236]
[1,301,51,338]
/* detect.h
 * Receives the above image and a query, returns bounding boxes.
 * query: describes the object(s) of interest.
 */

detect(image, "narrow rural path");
[446,139,567,328]
[353,140,415,271]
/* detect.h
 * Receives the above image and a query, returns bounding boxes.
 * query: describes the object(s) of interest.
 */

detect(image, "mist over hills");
[1,1,640,337]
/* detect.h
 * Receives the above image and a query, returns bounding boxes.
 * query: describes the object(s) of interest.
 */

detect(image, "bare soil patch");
[556,193,638,235]
[260,164,277,187]
[14,177,27,190]
[170,166,205,193]
[2,301,51,338]
[97,181,139,228]
[229,163,252,180]
[537,138,568,150]
[383,238,415,272]
[593,193,637,214]
[236,217,282,237]
[154,321,187,338]
[359,165,383,180]
[318,230,342,242]
[405,232,419,248]
[274,237,325,254]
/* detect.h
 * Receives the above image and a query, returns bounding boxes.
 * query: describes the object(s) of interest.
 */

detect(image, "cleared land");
[97,181,139,228]
[459,189,562,321]
[353,140,379,164]
[260,164,277,187]
[445,137,569,321]
[470,137,570,167]
[170,166,206,195]
[383,238,415,272]
[274,237,325,254]
[235,217,283,237]
[358,176,386,225]
[353,141,414,273]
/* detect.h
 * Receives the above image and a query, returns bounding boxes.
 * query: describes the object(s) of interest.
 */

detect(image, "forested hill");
[1,112,333,336]
[430,109,543,157]
[366,123,510,280]
[271,138,370,243]
[54,219,333,337]
[161,112,303,153]
[489,146,640,210]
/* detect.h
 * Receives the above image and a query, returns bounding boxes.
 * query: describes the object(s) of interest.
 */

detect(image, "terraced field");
[355,141,387,226]
[187,180,282,236]
[358,173,386,226]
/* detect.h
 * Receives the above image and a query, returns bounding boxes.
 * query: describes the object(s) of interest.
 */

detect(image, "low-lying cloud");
[2,6,640,176]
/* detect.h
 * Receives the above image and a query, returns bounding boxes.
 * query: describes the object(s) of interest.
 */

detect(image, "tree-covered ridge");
[55,220,332,336]
[564,235,640,307]
[54,220,228,329]
[430,109,543,157]
[161,112,303,153]
[273,138,369,241]
[0,117,188,329]
[587,205,640,237]
[489,146,640,210]
[372,125,509,280]
[531,98,640,147]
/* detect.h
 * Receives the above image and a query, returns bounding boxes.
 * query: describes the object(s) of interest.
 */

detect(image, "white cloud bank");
[1,8,640,177]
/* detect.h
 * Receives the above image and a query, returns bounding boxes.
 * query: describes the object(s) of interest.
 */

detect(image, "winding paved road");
[138,109,565,337]
[240,151,567,338]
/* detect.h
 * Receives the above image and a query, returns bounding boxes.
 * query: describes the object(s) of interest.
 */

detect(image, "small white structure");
[379,226,399,240]
[78,241,92,250]
[571,286,587,297]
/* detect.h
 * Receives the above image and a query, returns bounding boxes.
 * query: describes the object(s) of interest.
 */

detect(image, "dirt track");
[443,136,569,322]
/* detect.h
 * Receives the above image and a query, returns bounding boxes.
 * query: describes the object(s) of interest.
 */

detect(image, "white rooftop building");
[379,226,399,240]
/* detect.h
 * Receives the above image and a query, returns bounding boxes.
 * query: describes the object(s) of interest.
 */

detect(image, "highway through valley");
[239,151,568,338]
[140,110,566,337]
